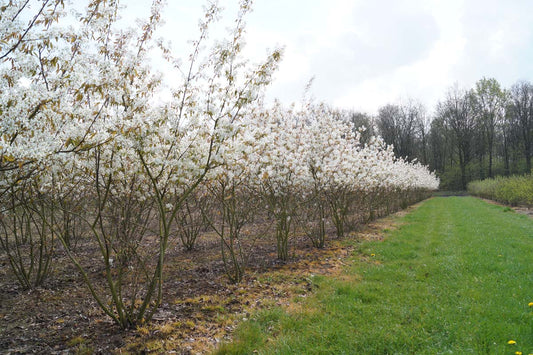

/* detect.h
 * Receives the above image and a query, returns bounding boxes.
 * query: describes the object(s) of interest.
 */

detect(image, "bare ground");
[514,205,533,218]
[0,206,416,355]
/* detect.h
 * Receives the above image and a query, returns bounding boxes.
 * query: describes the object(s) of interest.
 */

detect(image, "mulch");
[0,208,412,354]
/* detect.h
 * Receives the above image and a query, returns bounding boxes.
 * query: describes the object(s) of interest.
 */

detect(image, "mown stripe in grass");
[216,197,533,354]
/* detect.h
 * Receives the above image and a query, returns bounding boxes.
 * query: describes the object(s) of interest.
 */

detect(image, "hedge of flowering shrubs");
[0,0,438,328]
[468,174,533,206]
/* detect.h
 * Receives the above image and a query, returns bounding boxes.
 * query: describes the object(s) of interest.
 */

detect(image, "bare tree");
[437,86,477,189]
[376,101,426,162]
[345,110,375,145]
[508,81,533,173]
[376,104,403,156]
[415,104,431,165]
[471,78,506,178]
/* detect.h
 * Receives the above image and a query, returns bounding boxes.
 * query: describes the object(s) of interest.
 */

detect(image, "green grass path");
[217,197,533,354]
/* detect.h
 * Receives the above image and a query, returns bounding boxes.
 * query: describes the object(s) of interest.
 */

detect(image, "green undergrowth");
[468,174,533,206]
[216,197,533,354]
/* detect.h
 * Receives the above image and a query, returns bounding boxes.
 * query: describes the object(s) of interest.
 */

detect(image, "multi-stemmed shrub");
[0,0,439,329]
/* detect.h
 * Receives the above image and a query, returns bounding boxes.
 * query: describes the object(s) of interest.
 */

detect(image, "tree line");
[350,78,533,190]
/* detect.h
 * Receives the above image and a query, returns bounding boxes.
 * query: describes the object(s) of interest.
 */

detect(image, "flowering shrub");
[206,102,439,263]
[0,0,439,327]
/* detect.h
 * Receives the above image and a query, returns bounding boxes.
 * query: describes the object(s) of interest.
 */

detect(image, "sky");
[125,0,533,115]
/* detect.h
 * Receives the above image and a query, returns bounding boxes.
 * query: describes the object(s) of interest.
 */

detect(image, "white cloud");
[124,0,533,114]
[334,0,468,113]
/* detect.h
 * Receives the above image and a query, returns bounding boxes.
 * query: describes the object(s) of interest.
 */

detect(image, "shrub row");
[467,174,533,206]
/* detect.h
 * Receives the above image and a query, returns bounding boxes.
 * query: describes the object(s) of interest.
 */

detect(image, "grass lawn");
[216,197,533,354]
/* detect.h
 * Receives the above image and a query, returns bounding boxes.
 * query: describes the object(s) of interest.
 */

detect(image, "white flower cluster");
[0,0,281,200]
[1,0,437,204]
[209,102,439,198]
[0,0,439,326]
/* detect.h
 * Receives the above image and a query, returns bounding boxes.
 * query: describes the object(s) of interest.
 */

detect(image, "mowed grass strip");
[216,197,533,354]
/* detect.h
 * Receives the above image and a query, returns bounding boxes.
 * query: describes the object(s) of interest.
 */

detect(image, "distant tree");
[508,81,533,173]
[345,110,375,145]
[376,101,426,162]
[376,104,402,155]
[415,104,431,165]
[428,117,448,174]
[502,97,523,175]
[436,86,477,189]
[470,78,506,178]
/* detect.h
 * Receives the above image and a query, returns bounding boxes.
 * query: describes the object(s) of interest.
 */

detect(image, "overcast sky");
[126,0,533,115]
